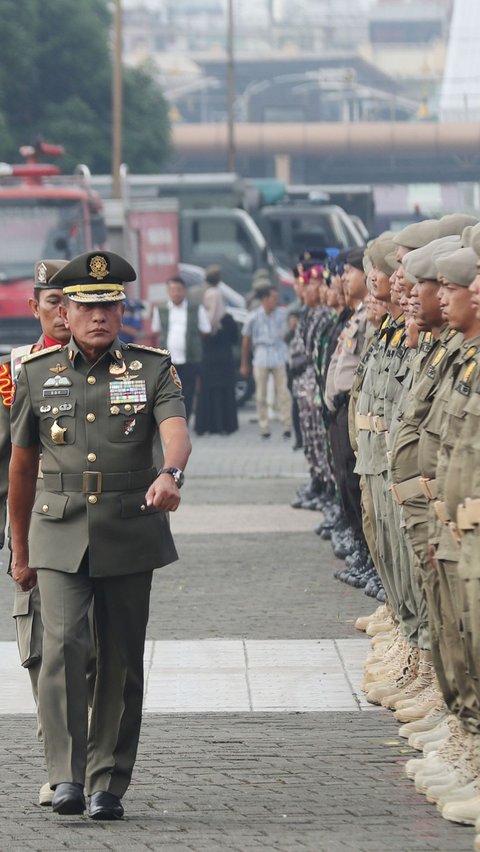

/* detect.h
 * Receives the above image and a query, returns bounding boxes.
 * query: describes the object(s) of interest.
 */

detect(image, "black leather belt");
[42,468,156,494]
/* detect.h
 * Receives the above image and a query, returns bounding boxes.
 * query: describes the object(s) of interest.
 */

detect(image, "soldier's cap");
[298,248,328,270]
[49,251,136,302]
[403,236,460,284]
[437,213,478,238]
[435,246,478,288]
[363,254,373,276]
[300,264,325,284]
[462,225,475,247]
[468,222,480,259]
[34,259,68,289]
[253,275,273,291]
[345,247,366,272]
[366,236,398,276]
[393,219,440,250]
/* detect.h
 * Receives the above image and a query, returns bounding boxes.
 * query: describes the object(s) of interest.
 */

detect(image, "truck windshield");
[0,199,86,281]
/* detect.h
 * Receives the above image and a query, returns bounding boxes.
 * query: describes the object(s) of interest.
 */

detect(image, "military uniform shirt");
[11,337,186,577]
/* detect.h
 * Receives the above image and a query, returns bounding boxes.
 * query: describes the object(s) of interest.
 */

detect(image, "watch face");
[174,470,185,487]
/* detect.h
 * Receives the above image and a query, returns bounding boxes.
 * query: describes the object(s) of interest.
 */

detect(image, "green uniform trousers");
[37,563,152,797]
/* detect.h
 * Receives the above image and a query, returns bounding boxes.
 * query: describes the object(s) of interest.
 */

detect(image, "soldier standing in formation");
[291,213,480,848]
[8,250,191,820]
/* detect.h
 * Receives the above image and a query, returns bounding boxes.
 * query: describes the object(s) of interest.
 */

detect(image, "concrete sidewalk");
[0,405,474,851]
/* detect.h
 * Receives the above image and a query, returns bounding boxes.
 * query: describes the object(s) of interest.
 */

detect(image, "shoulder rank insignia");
[21,344,63,364]
[127,344,170,356]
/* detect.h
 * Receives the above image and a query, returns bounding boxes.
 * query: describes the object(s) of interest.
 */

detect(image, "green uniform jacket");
[10,337,186,577]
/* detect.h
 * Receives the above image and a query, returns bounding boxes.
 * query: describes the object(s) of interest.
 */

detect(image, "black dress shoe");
[89,791,124,821]
[52,782,85,815]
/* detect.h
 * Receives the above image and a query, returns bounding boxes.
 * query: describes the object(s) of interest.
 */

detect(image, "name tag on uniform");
[43,388,70,398]
[109,378,147,405]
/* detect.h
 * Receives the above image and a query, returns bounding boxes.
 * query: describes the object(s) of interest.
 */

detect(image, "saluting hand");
[11,557,37,592]
[145,473,181,513]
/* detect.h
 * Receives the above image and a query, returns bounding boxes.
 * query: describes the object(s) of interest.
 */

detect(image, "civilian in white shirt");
[152,276,210,420]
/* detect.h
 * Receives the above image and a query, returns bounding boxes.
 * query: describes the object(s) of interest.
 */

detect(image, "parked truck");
[0,142,107,348]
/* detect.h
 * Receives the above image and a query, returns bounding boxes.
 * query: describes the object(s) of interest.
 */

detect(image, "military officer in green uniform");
[0,258,74,806]
[9,250,191,821]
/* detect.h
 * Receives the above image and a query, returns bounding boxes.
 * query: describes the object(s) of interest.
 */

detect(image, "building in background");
[440,0,480,121]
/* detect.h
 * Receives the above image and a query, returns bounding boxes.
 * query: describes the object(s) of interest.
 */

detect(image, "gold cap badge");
[37,262,47,284]
[89,255,109,280]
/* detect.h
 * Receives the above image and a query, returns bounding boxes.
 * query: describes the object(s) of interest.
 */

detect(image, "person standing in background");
[194,264,238,436]
[240,285,292,439]
[152,276,206,422]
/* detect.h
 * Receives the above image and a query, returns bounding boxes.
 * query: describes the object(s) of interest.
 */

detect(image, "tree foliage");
[0,0,171,173]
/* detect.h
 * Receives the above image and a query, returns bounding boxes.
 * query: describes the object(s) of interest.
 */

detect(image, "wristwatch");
[158,467,185,488]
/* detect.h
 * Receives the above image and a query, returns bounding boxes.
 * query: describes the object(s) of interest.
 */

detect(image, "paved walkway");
[0,405,475,851]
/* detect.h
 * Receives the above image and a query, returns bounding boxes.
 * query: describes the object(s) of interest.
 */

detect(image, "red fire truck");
[0,141,107,349]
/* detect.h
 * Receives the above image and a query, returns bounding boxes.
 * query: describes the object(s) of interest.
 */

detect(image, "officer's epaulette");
[21,344,63,364]
[127,343,170,356]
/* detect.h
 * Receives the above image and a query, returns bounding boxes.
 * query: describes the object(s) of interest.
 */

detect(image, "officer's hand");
[11,558,37,592]
[145,474,181,512]
[428,543,438,571]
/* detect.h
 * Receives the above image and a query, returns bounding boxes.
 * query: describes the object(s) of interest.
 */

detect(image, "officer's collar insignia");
[432,346,446,366]
[463,362,477,383]
[390,328,404,347]
[49,363,68,375]
[129,360,142,371]
[89,255,109,280]
[37,262,47,284]
[43,375,72,387]
[109,361,127,376]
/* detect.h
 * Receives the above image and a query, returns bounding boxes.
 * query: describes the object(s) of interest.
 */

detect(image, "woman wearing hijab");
[195,266,238,435]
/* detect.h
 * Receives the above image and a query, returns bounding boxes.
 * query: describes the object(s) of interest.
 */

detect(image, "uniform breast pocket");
[108,407,151,442]
[39,402,76,446]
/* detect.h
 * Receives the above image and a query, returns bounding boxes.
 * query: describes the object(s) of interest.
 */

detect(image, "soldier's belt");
[391,476,424,505]
[434,500,450,525]
[457,498,480,531]
[355,413,388,433]
[43,468,156,495]
[419,477,438,501]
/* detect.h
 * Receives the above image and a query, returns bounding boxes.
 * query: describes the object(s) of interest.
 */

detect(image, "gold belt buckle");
[82,470,103,494]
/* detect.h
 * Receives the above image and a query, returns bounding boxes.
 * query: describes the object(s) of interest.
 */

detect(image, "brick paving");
[0,403,475,850]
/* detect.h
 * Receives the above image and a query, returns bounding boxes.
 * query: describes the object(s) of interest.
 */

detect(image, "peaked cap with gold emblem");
[34,258,69,289]
[49,250,136,302]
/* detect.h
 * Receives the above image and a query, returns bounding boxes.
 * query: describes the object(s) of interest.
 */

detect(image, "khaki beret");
[435,246,478,288]
[403,236,460,283]
[469,223,480,258]
[437,213,478,238]
[393,219,440,250]
[462,225,475,247]
[366,236,398,276]
[34,258,68,289]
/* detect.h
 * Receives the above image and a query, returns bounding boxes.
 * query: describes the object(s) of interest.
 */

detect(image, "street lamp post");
[112,0,123,198]
[226,0,236,172]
